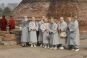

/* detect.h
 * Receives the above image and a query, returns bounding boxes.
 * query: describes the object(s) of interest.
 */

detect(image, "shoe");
[47,46,49,48]
[44,46,47,48]
[71,49,75,51]
[50,47,53,49]
[22,45,25,47]
[31,45,33,47]
[34,45,36,47]
[22,44,25,47]
[75,49,79,52]
[59,47,64,50]
[53,47,57,50]
[40,44,42,47]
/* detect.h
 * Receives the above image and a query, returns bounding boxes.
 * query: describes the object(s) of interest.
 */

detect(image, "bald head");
[50,18,55,24]
[67,17,71,22]
[44,18,48,23]
[24,16,27,18]
[60,17,64,22]
[32,17,35,21]
[42,16,45,21]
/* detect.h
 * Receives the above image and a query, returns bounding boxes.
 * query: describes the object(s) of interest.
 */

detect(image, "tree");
[0,8,3,12]
[0,8,3,14]
[3,7,11,14]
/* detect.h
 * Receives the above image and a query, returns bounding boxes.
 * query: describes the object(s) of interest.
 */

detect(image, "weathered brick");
[3,34,16,41]
[0,36,3,42]
[0,31,9,36]
[1,41,17,46]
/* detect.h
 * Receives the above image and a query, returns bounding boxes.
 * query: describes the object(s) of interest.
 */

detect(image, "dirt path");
[0,39,87,58]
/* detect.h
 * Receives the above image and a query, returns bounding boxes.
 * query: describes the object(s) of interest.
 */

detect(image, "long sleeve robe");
[9,19,15,31]
[69,20,80,46]
[49,23,59,45]
[38,20,44,42]
[1,18,7,31]
[29,21,38,44]
[66,22,74,45]
[57,21,67,44]
[0,19,1,28]
[21,18,29,43]
[40,23,50,44]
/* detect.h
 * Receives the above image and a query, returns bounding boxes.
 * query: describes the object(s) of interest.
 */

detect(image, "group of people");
[20,16,80,52]
[0,15,15,31]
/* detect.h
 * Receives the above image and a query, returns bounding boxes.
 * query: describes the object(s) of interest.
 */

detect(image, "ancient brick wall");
[12,0,87,21]
[12,0,87,39]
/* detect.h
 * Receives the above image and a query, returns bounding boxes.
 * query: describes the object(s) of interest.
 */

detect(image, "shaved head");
[32,17,35,21]
[44,18,48,23]
[60,17,64,22]
[50,18,55,24]
[67,17,71,22]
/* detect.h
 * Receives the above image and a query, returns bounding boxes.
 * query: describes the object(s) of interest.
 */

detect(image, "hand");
[50,30,52,32]
[32,28,35,31]
[45,28,48,31]
[58,27,60,30]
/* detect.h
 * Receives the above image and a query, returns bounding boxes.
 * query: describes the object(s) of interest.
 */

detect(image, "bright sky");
[0,0,22,5]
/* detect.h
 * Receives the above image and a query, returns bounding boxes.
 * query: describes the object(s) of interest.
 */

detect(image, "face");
[50,19,54,24]
[42,16,45,20]
[44,18,48,23]
[32,17,35,21]
[60,17,64,22]
[10,17,13,19]
[67,17,71,22]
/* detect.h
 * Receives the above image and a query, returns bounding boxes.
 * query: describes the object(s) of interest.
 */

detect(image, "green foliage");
[0,8,3,12]
[3,7,11,14]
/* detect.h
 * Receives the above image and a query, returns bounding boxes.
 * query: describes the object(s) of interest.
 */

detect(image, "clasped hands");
[32,28,35,31]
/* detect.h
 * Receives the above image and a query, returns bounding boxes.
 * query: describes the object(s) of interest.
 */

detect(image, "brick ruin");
[12,0,87,25]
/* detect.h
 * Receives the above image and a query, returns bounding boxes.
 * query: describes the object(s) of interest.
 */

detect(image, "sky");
[0,0,22,5]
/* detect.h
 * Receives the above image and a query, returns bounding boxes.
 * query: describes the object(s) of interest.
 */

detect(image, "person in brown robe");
[1,15,7,31]
[9,16,15,31]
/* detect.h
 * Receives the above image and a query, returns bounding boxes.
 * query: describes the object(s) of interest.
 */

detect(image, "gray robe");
[69,20,80,46]
[57,21,67,44]
[38,20,44,42]
[29,21,38,44]
[66,22,73,45]
[74,20,80,45]
[21,18,29,43]
[40,23,50,44]
[49,23,59,45]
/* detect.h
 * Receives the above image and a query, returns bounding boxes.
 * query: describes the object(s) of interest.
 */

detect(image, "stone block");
[0,31,9,36]
[1,41,17,46]
[0,36,3,42]
[3,34,16,41]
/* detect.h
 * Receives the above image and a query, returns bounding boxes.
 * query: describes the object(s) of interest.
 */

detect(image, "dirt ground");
[0,39,87,58]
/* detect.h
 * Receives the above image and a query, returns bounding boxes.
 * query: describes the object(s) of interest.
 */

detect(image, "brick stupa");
[12,0,87,38]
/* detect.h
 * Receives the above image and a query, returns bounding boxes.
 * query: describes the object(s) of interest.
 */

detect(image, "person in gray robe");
[29,17,38,47]
[69,17,80,51]
[57,17,67,50]
[66,17,74,50]
[40,18,50,48]
[38,16,45,47]
[21,16,29,47]
[49,19,59,50]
